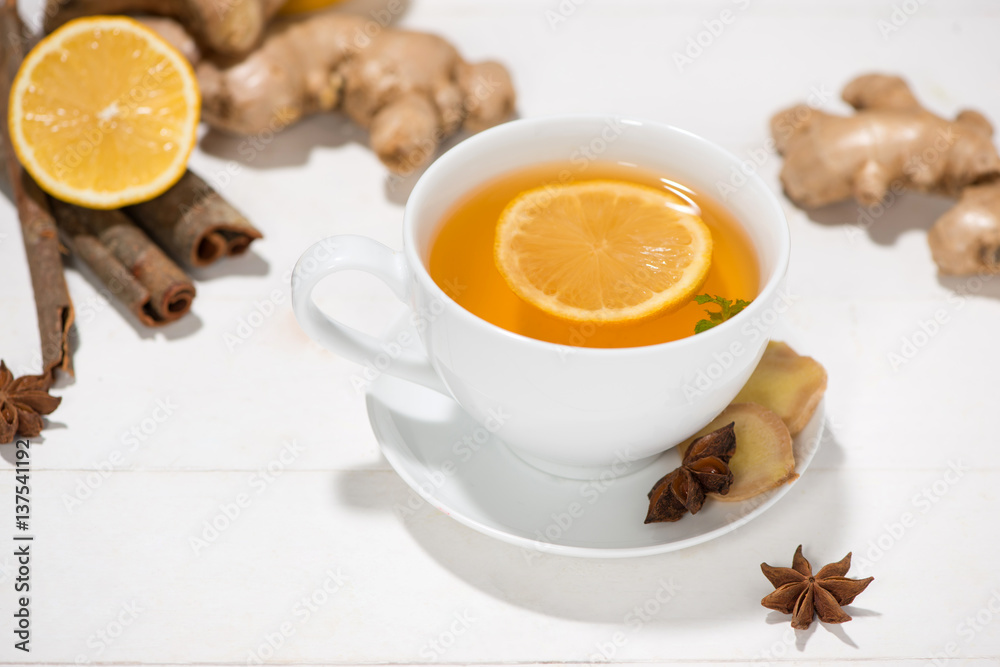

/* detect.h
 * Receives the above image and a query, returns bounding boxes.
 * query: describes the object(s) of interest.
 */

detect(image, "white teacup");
[292,115,790,479]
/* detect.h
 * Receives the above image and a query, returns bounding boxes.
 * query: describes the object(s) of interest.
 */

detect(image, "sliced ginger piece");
[734,341,827,436]
[680,403,796,502]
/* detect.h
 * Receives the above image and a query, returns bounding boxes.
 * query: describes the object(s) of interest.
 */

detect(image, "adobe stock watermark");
[61,257,144,327]
[544,0,589,30]
[8,325,78,379]
[398,114,631,208]
[394,408,510,520]
[213,0,405,50]
[347,0,406,50]
[206,0,405,191]
[349,278,465,394]
[513,117,633,362]
[225,235,353,352]
[189,439,304,555]
[877,0,927,39]
[418,609,478,660]
[846,126,960,244]
[673,0,753,73]
[73,600,144,664]
[51,59,175,179]
[224,239,334,353]
[588,578,680,662]
[384,70,513,187]
[749,626,798,667]
[852,459,968,576]
[930,587,1000,665]
[430,118,632,366]
[73,291,114,327]
[521,447,641,564]
[211,0,407,182]
[223,283,289,352]
[717,85,833,201]
[244,567,349,665]
[680,289,798,402]
[719,412,847,531]
[886,271,995,371]
[519,117,632,252]
[0,556,15,586]
[553,322,600,361]
[205,105,299,196]
[62,397,179,513]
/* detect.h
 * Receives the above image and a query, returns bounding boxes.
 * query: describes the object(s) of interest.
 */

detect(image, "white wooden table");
[2,0,999,664]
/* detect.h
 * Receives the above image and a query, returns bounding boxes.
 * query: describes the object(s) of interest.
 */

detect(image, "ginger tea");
[428,161,759,348]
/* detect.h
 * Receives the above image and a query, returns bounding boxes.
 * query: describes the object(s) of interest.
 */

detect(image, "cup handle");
[291,235,448,394]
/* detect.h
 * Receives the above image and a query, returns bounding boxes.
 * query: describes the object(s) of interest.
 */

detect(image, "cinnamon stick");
[125,170,262,268]
[48,200,196,326]
[1,0,74,382]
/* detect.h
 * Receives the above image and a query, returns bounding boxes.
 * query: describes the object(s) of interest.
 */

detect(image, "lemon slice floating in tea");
[8,16,200,209]
[494,180,713,324]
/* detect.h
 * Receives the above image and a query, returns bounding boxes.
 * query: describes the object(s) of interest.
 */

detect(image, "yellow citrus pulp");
[8,16,200,209]
[494,180,714,324]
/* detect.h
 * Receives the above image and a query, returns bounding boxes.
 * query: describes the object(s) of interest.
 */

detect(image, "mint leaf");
[693,294,752,333]
[694,319,716,334]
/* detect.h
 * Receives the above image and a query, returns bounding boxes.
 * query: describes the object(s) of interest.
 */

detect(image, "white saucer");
[365,337,824,559]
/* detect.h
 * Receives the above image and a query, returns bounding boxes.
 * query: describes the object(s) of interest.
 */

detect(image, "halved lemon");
[494,180,713,324]
[9,16,200,209]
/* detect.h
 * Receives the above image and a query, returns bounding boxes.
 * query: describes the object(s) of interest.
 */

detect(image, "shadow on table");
[200,113,371,172]
[39,254,205,341]
[0,427,63,466]
[194,0,421,186]
[201,93,522,207]
[802,192,1000,300]
[802,191,953,247]
[334,419,857,652]
[190,251,270,282]
[380,129,472,206]
[380,111,523,204]
[200,112,481,207]
[937,272,1000,300]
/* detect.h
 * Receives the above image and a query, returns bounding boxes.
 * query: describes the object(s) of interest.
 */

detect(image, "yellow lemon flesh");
[9,16,200,209]
[495,180,713,324]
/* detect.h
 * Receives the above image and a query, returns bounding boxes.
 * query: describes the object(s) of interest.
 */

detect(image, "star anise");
[0,361,61,444]
[761,545,874,629]
[645,422,736,523]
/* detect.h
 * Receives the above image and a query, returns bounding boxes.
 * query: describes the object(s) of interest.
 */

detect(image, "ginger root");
[680,403,796,503]
[45,0,285,56]
[195,12,515,173]
[48,6,516,174]
[734,341,827,436]
[773,73,1000,275]
[137,16,202,63]
[772,74,1000,208]
[929,182,1000,275]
